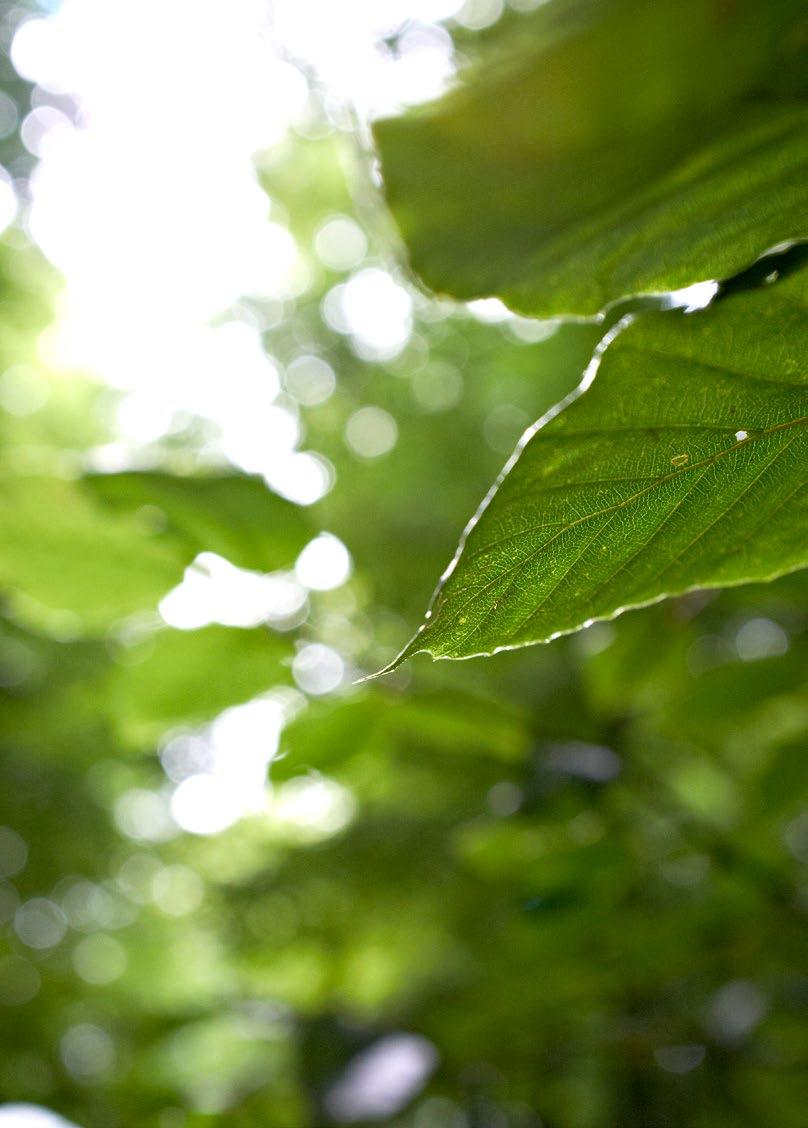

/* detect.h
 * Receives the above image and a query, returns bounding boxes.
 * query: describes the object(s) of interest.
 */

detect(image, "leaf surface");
[0,471,312,633]
[375,0,808,316]
[85,470,313,573]
[0,475,183,631]
[387,264,808,665]
[110,625,291,744]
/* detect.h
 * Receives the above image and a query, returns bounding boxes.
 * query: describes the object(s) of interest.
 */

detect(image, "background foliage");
[0,3,806,1127]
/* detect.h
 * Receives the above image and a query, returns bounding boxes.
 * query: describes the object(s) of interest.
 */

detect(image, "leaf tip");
[357,628,431,684]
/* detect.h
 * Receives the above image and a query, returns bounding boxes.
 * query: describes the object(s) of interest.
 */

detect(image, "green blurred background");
[0,2,806,1126]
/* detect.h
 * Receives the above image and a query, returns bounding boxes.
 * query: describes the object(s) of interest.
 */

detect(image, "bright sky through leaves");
[12,0,463,506]
[3,0,466,844]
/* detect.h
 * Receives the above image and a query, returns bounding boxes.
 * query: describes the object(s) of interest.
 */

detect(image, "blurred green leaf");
[0,625,110,758]
[86,471,314,573]
[0,476,183,632]
[274,686,530,785]
[662,643,807,744]
[375,0,808,315]
[110,625,292,743]
[0,471,313,636]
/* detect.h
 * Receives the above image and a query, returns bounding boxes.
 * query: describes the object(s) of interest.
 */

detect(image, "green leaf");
[273,688,530,783]
[662,642,808,744]
[384,263,808,665]
[375,0,808,316]
[85,471,314,573]
[110,625,292,744]
[0,471,314,635]
[0,625,111,759]
[0,475,183,631]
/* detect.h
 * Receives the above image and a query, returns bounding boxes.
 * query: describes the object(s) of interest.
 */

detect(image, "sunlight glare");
[327,268,413,360]
[325,1034,438,1122]
[271,776,355,839]
[169,694,290,835]
[159,553,308,631]
[0,1108,80,1128]
[295,534,352,591]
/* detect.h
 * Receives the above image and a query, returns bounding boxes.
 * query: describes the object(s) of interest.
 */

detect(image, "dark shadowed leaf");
[375,0,808,316]
[273,687,530,783]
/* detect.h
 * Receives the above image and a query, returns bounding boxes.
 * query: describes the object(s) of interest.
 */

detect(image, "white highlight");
[293,643,346,695]
[734,617,788,662]
[326,1034,438,1122]
[667,279,720,312]
[326,269,413,360]
[295,534,352,591]
[466,297,512,323]
[0,1108,80,1128]
[269,1,459,118]
[456,0,505,31]
[73,934,128,985]
[170,694,289,835]
[285,355,336,407]
[345,406,399,459]
[272,776,355,839]
[159,554,307,631]
[13,0,329,506]
[315,216,368,272]
[60,1024,115,1080]
[13,899,67,950]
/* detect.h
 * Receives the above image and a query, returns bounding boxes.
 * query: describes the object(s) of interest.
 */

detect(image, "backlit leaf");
[384,261,808,665]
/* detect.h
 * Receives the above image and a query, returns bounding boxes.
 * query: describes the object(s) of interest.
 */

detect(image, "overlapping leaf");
[109,624,292,744]
[0,471,313,634]
[385,262,808,665]
[375,0,808,316]
[86,470,313,573]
